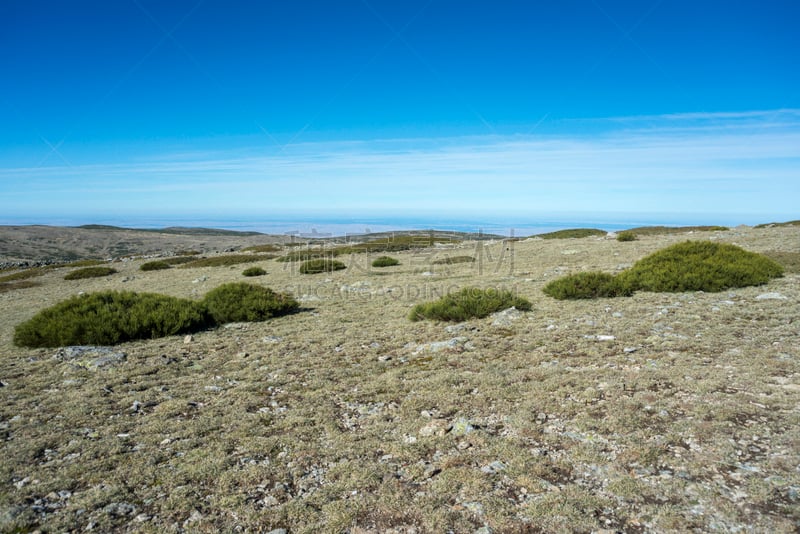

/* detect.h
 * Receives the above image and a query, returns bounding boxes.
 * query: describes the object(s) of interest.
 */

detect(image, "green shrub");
[619,241,783,293]
[409,287,532,322]
[624,225,729,236]
[65,259,106,267]
[0,268,47,283]
[299,258,346,274]
[536,228,606,240]
[432,255,475,265]
[372,256,400,267]
[543,272,634,300]
[242,266,267,277]
[203,283,298,323]
[616,231,637,242]
[140,261,172,271]
[13,291,211,348]
[64,267,117,280]
[178,254,275,268]
[163,256,198,265]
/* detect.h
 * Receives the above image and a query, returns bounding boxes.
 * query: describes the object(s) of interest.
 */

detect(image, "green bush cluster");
[536,228,606,240]
[277,235,458,262]
[242,244,281,253]
[299,258,346,274]
[543,272,634,299]
[543,241,784,300]
[203,283,298,323]
[616,231,637,242]
[64,267,117,280]
[13,291,211,347]
[620,241,783,292]
[14,283,300,348]
[140,261,172,271]
[371,256,400,267]
[409,287,532,322]
[242,266,267,277]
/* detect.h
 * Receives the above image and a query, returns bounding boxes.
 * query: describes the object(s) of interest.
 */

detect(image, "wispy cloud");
[1,110,798,221]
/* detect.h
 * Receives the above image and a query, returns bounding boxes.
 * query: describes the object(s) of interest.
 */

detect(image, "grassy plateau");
[0,224,799,532]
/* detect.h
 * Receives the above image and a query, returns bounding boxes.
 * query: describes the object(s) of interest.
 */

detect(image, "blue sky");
[1,0,798,228]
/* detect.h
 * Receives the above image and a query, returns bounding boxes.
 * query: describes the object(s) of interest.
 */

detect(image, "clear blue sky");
[1,0,798,227]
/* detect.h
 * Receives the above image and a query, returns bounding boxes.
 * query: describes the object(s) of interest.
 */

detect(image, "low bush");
[242,266,267,277]
[372,256,400,267]
[619,241,783,292]
[140,261,171,271]
[14,291,211,348]
[536,228,606,240]
[0,268,48,283]
[299,258,346,274]
[432,255,474,265]
[543,241,784,300]
[163,256,197,265]
[64,267,117,280]
[203,283,298,323]
[616,231,637,242]
[409,287,532,322]
[65,259,106,267]
[543,272,634,299]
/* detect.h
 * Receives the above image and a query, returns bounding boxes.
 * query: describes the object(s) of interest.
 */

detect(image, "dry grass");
[1,225,799,532]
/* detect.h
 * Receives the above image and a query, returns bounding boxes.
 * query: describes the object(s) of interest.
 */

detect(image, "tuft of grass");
[242,266,267,277]
[242,244,281,253]
[140,261,172,271]
[13,291,212,348]
[619,241,783,293]
[299,258,347,274]
[203,282,298,323]
[0,267,48,283]
[409,287,532,322]
[178,254,275,268]
[64,266,117,280]
[543,271,634,299]
[371,256,400,268]
[0,280,41,293]
[616,230,637,242]
[536,228,606,240]
[432,255,474,265]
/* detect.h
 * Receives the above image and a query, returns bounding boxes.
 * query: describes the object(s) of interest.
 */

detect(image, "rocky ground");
[1,225,799,533]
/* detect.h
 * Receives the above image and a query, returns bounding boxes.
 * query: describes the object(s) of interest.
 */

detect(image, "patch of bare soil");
[1,225,799,532]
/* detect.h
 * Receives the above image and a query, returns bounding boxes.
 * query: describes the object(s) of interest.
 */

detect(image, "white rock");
[755,292,788,300]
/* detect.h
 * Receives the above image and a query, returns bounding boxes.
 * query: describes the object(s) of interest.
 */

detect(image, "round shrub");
[616,231,637,242]
[64,267,117,280]
[299,258,346,274]
[141,261,172,271]
[242,266,267,277]
[619,241,783,293]
[203,282,299,323]
[409,287,532,322]
[372,256,400,268]
[13,291,211,348]
[543,272,634,300]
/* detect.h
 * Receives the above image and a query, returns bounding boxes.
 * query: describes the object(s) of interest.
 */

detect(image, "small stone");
[481,460,507,474]
[377,354,392,362]
[266,529,287,534]
[104,502,136,517]
[134,513,151,523]
[419,419,451,437]
[756,292,788,300]
[263,336,283,343]
[623,347,638,353]
[131,401,141,413]
[536,412,548,424]
[183,509,203,526]
[183,335,193,344]
[450,417,475,436]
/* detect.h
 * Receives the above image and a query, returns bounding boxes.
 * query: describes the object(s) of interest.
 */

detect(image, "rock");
[192,276,208,284]
[183,509,203,526]
[104,502,136,517]
[755,292,788,300]
[54,346,126,371]
[266,529,288,534]
[183,335,193,344]
[445,323,467,334]
[450,417,475,436]
[490,306,525,327]
[418,419,451,437]
[263,336,283,343]
[481,460,507,474]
